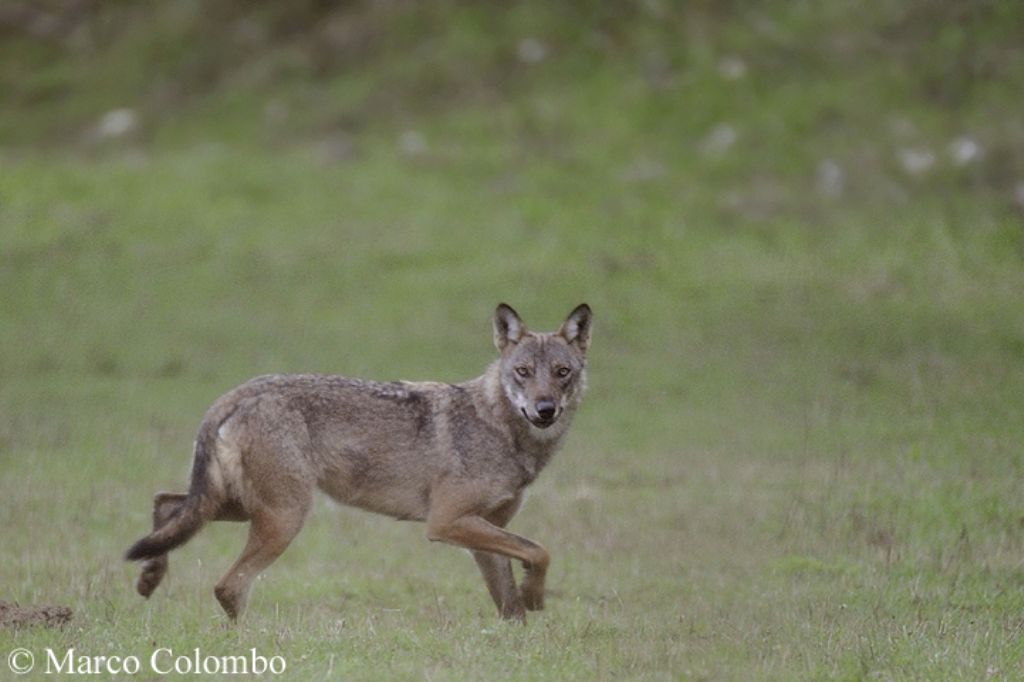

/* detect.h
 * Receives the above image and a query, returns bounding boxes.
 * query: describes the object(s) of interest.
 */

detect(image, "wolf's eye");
[515,366,531,378]
[555,366,571,378]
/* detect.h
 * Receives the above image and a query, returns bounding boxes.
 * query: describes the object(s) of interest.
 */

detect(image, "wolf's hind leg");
[136,492,188,598]
[213,497,311,621]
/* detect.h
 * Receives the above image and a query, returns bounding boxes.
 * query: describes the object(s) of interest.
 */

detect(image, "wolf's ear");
[559,303,592,352]
[493,303,526,351]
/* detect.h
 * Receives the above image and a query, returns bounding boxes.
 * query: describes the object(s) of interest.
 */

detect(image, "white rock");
[948,136,982,166]
[898,147,935,176]
[717,55,747,80]
[1013,182,1024,211]
[399,130,427,157]
[96,108,138,139]
[517,38,547,64]
[816,159,844,197]
[620,158,665,183]
[700,124,737,156]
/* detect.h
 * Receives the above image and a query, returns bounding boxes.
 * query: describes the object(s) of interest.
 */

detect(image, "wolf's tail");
[124,496,204,560]
[124,420,219,562]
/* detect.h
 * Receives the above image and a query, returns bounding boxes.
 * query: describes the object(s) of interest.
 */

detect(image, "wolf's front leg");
[472,551,525,621]
[520,557,546,611]
[426,513,549,614]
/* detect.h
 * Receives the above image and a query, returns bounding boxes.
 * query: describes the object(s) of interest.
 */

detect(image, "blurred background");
[3,0,1022,406]
[2,1,1024,678]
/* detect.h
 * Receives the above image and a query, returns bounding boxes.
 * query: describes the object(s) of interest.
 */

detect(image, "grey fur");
[126,303,592,622]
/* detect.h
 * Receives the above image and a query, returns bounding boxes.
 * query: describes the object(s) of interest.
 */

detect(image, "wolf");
[125,303,592,622]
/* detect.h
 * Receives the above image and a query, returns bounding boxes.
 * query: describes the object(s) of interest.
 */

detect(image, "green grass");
[2,2,1024,679]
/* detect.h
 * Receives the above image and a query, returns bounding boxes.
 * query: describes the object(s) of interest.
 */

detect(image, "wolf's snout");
[535,400,557,421]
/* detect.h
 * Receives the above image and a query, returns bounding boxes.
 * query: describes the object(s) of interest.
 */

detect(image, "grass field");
[3,2,1024,679]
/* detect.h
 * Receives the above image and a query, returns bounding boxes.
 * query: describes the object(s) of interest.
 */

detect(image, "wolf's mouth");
[521,408,556,429]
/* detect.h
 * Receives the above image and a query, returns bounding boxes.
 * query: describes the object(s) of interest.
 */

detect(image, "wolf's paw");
[521,588,545,611]
[136,558,168,598]
[500,600,527,623]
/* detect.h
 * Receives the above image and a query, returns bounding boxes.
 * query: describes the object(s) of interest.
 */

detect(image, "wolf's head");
[493,303,592,431]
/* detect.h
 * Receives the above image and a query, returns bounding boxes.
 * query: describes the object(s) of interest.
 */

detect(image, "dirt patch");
[0,601,72,628]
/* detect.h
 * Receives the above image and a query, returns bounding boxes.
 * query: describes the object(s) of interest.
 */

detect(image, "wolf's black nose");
[535,400,557,420]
